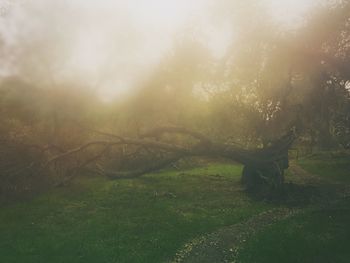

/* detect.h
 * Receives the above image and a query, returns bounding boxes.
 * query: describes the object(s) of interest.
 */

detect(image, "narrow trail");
[171,162,350,263]
[171,208,300,263]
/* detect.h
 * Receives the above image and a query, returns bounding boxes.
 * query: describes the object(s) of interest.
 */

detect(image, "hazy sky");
[0,0,320,100]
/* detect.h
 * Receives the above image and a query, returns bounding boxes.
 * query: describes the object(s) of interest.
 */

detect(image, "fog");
[1,3,349,258]
[0,0,321,100]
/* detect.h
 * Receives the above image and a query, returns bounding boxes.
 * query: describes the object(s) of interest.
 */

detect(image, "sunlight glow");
[264,0,318,27]
[0,0,324,100]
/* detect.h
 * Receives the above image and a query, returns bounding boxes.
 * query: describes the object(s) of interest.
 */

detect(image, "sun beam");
[264,0,319,27]
[0,0,324,100]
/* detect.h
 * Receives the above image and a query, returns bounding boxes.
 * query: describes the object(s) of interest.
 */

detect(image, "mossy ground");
[0,163,271,263]
[0,153,349,263]
[235,152,350,263]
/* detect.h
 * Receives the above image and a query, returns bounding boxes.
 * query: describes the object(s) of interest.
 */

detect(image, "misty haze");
[0,0,349,262]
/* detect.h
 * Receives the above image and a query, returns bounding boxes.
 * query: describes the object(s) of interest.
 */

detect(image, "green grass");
[2,153,349,263]
[236,152,350,263]
[297,151,350,183]
[0,163,271,263]
[236,201,350,263]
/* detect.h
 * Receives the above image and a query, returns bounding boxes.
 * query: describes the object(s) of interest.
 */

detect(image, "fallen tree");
[44,126,296,193]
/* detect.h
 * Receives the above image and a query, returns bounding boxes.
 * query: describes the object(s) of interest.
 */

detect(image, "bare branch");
[41,127,296,184]
[45,138,189,166]
[141,126,212,144]
[96,155,182,179]
[85,128,125,141]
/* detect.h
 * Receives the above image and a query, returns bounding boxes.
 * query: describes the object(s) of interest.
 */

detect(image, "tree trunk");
[241,150,288,192]
[242,162,285,191]
[43,126,295,195]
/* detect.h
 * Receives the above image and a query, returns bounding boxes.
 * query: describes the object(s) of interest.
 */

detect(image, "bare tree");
[43,126,296,192]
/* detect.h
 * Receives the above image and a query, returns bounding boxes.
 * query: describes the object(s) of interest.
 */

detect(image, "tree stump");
[242,151,289,193]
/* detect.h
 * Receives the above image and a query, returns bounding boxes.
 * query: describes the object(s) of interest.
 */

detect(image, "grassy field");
[0,153,349,263]
[297,151,350,183]
[236,200,350,263]
[236,152,350,263]
[0,163,272,263]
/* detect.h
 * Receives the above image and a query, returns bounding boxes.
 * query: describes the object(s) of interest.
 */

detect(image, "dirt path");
[171,162,350,263]
[171,207,300,263]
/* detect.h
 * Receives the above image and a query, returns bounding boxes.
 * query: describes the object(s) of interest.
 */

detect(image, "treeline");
[0,1,349,200]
